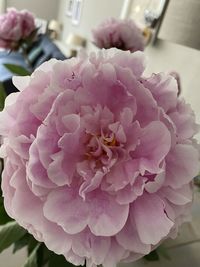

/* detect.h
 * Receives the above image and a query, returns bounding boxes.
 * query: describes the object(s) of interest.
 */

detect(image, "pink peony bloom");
[0,8,35,50]
[92,18,145,52]
[0,49,199,266]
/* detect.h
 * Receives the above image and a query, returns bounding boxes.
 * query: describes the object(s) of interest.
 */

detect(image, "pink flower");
[0,49,199,267]
[92,18,145,52]
[0,8,35,50]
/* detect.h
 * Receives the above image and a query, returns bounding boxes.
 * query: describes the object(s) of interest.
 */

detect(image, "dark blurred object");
[144,0,168,28]
[194,175,200,189]
[144,9,159,28]
[120,0,169,45]
[0,35,66,95]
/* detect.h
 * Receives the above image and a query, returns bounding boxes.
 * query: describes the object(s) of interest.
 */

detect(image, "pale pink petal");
[105,163,130,191]
[43,187,88,234]
[116,176,147,204]
[116,68,159,126]
[64,250,85,266]
[33,124,59,168]
[165,144,200,188]
[141,73,178,112]
[27,142,56,188]
[72,230,111,265]
[133,121,171,174]
[79,170,104,199]
[13,76,30,91]
[160,185,193,205]
[116,217,151,254]
[103,238,128,267]
[169,100,199,140]
[47,151,73,186]
[88,190,129,236]
[132,193,174,245]
[42,221,72,256]
[110,50,146,77]
[145,169,166,193]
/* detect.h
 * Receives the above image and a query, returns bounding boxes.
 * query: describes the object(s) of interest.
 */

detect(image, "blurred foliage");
[0,83,6,111]
[3,63,31,76]
[144,245,170,262]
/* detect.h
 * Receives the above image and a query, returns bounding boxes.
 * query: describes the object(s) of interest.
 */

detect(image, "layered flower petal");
[165,144,200,188]
[43,187,88,234]
[88,190,129,236]
[132,193,174,245]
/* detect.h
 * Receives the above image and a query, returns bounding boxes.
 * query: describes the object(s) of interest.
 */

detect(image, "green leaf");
[49,253,75,267]
[4,63,30,76]
[0,193,12,226]
[23,243,40,267]
[36,245,44,267]
[0,221,27,253]
[41,246,52,266]
[157,245,171,260]
[28,236,39,255]
[194,174,200,187]
[0,83,6,111]
[36,244,52,267]
[13,233,30,254]
[144,249,159,261]
[0,202,12,225]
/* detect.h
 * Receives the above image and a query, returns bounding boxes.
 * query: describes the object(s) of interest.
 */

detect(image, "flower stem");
[21,45,32,71]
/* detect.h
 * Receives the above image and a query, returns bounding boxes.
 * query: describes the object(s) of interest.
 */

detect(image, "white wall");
[57,0,124,45]
[1,247,26,267]
[7,0,60,21]
[0,0,6,13]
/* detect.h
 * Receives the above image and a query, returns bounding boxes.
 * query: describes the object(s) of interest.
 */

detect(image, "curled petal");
[165,144,200,188]
[133,121,171,174]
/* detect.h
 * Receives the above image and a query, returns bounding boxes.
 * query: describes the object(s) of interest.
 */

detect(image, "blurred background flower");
[0,8,36,51]
[92,18,145,52]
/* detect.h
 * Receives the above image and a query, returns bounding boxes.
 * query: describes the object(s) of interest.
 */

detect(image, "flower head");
[0,49,199,267]
[0,8,36,50]
[92,18,145,52]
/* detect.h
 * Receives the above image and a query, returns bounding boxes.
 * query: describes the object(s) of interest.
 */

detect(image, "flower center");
[102,134,118,147]
[84,132,119,168]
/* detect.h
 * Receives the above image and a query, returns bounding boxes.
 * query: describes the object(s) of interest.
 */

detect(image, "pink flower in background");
[0,49,199,267]
[20,9,36,37]
[0,8,35,50]
[92,18,145,52]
